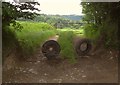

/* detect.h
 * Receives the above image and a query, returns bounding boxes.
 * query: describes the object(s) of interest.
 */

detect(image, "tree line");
[18,14,83,29]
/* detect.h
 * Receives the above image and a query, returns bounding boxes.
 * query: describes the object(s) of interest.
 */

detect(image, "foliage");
[9,21,84,59]
[13,21,84,59]
[2,2,40,27]
[2,1,40,59]
[2,26,18,58]
[57,31,77,63]
[14,21,56,57]
[18,21,55,30]
[83,24,100,40]
[81,2,120,49]
[101,19,119,49]
[81,2,120,25]
[19,14,83,29]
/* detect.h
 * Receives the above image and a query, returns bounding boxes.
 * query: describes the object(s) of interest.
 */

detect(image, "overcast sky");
[36,0,83,15]
[4,0,83,15]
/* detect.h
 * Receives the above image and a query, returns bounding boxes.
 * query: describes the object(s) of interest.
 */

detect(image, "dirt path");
[3,47,118,83]
[2,36,118,83]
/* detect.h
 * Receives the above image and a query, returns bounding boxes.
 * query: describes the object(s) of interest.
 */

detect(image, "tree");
[2,1,40,28]
[2,1,40,59]
[81,2,120,49]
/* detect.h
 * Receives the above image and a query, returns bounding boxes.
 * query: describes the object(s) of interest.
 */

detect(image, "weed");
[57,31,77,63]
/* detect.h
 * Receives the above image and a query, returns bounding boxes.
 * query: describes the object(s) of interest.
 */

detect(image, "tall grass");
[57,31,77,63]
[13,21,56,56]
[57,28,85,63]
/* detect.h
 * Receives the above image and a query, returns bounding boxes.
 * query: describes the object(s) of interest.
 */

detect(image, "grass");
[57,31,77,63]
[12,21,56,56]
[57,28,84,37]
[56,28,85,63]
[10,21,85,62]
[18,21,55,31]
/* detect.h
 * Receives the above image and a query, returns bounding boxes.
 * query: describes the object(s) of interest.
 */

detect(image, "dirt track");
[3,46,118,83]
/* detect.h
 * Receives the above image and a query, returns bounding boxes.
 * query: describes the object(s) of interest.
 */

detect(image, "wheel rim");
[80,42,88,51]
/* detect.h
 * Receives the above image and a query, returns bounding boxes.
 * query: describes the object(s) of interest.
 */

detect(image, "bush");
[83,24,100,40]
[83,21,118,49]
[2,26,18,60]
[101,20,119,49]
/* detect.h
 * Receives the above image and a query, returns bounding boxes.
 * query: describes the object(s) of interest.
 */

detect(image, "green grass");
[10,21,85,61]
[57,31,77,63]
[18,21,55,31]
[57,28,84,37]
[12,21,56,56]
[83,24,100,40]
[56,28,85,63]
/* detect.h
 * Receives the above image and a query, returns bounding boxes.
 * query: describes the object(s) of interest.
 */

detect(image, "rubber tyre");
[75,38,92,56]
[42,40,61,59]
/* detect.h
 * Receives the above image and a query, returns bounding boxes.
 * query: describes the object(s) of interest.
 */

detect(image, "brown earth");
[2,36,118,83]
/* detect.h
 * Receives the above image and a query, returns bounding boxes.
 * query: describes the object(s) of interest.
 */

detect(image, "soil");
[2,36,118,83]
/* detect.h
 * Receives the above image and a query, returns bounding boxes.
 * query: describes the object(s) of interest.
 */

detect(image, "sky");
[4,0,83,15]
[36,0,83,15]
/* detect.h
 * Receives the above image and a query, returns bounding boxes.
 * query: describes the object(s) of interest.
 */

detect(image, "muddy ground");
[2,46,118,83]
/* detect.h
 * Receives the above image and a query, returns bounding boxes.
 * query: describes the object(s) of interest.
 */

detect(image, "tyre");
[42,40,61,59]
[75,38,92,56]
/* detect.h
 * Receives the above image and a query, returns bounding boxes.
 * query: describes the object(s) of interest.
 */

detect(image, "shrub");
[83,24,100,40]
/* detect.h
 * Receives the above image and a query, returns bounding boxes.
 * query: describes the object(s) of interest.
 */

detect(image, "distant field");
[57,28,84,36]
